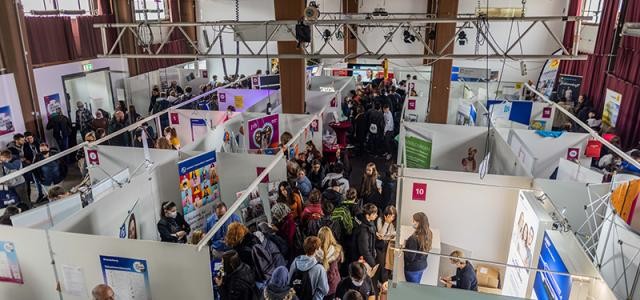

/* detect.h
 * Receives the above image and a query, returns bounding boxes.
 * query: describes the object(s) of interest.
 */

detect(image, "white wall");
[454,0,570,82]
[556,158,604,184]
[400,168,532,263]
[491,128,533,177]
[217,88,279,112]
[0,74,27,148]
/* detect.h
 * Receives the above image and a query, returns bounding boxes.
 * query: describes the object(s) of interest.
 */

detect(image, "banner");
[503,192,541,298]
[556,75,582,103]
[248,114,280,150]
[0,241,23,284]
[190,118,207,142]
[178,151,221,232]
[533,232,572,300]
[536,52,561,99]
[405,130,432,169]
[100,255,151,300]
[0,106,15,136]
[44,93,62,118]
[602,89,622,127]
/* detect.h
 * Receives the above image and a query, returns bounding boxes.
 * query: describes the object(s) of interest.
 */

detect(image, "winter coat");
[233,233,261,269]
[301,203,323,222]
[354,215,377,267]
[288,256,329,300]
[220,262,260,300]
[314,245,343,296]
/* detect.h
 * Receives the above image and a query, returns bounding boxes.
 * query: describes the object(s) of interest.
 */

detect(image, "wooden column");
[274,0,305,114]
[342,0,358,63]
[0,0,42,136]
[179,0,197,42]
[114,0,139,76]
[428,0,459,124]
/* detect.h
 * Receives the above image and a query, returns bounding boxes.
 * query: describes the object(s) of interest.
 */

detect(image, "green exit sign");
[82,63,93,72]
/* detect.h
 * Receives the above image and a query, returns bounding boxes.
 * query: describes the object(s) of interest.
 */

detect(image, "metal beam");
[97,53,588,60]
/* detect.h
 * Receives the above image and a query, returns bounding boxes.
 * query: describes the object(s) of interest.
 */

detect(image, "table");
[322,143,340,163]
[329,121,352,147]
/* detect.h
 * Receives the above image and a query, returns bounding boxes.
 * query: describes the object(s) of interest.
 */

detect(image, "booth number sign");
[412,183,427,201]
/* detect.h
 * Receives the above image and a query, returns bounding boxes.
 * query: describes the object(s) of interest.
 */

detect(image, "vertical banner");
[602,89,622,127]
[190,118,207,142]
[535,55,560,99]
[100,255,151,300]
[248,114,280,150]
[0,106,15,136]
[533,232,572,300]
[556,75,582,104]
[44,93,62,118]
[503,192,541,298]
[178,151,221,232]
[0,241,23,284]
[405,130,432,169]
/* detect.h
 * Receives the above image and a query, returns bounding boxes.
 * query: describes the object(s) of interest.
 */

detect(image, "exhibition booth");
[402,79,430,123]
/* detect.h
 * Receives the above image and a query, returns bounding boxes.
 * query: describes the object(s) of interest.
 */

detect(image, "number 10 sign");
[412,183,427,201]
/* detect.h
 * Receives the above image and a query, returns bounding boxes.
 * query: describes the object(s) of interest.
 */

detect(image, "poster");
[405,130,432,169]
[533,232,572,300]
[61,264,88,297]
[0,241,23,284]
[178,151,220,232]
[556,75,582,104]
[529,120,547,131]
[119,199,139,240]
[0,106,14,136]
[100,255,151,300]
[44,93,62,118]
[248,114,280,150]
[190,118,207,142]
[536,54,560,99]
[234,95,244,109]
[503,193,540,298]
[456,103,476,126]
[602,89,622,127]
[489,101,512,123]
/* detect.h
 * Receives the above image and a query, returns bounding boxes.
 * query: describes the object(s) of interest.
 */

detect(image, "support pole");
[274,0,305,114]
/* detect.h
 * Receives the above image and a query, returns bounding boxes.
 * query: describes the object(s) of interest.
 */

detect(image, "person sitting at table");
[440,250,478,291]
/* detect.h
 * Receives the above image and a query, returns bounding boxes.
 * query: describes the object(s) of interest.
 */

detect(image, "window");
[583,0,604,24]
[22,0,92,15]
[134,0,168,21]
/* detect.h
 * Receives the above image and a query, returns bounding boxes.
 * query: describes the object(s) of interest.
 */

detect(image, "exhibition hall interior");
[2,0,640,299]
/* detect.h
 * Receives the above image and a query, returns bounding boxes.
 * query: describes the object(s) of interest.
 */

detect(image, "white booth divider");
[170,109,237,145]
[11,193,83,229]
[308,76,355,118]
[216,88,280,112]
[556,158,604,184]
[490,128,533,178]
[487,101,557,131]
[180,125,226,154]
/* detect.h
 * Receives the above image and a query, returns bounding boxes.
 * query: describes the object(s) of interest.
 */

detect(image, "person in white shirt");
[382,104,394,160]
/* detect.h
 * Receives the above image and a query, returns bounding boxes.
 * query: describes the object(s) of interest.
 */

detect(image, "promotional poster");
[0,240,23,284]
[405,130,432,169]
[190,118,207,142]
[178,151,220,232]
[100,255,151,300]
[503,193,541,297]
[44,93,62,118]
[602,89,622,127]
[556,75,582,104]
[0,106,15,136]
[536,54,561,99]
[248,114,280,150]
[533,232,572,300]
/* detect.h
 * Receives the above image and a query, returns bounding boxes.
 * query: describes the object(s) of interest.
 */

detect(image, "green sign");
[405,135,432,169]
[82,63,93,72]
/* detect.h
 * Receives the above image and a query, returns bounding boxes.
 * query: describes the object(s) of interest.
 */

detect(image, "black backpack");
[290,263,319,300]
[252,235,286,282]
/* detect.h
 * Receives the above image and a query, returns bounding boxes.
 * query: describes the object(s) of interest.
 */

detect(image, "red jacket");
[301,203,324,221]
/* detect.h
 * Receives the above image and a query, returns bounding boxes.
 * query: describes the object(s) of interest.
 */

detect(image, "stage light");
[457,30,468,46]
[403,30,416,44]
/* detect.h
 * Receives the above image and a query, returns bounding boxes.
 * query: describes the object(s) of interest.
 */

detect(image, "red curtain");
[25,16,78,65]
[605,75,640,148]
[96,0,112,15]
[71,15,117,59]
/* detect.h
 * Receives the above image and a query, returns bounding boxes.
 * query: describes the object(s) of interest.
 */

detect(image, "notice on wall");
[190,118,208,142]
[61,264,88,297]
[405,130,432,169]
[178,151,221,232]
[0,106,15,136]
[0,241,23,284]
[44,93,62,118]
[100,255,151,300]
[248,114,280,150]
[556,75,582,104]
[411,182,427,201]
[503,193,541,298]
[602,89,622,127]
[234,95,244,109]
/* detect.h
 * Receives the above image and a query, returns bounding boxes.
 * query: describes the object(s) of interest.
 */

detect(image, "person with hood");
[355,203,378,269]
[224,222,260,269]
[264,266,299,300]
[156,201,190,243]
[91,110,109,133]
[308,160,325,191]
[215,250,260,300]
[296,169,313,199]
[321,163,350,194]
[315,226,343,298]
[288,236,329,300]
[322,179,345,207]
[272,203,297,260]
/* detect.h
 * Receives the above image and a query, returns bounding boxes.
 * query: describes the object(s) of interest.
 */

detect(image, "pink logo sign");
[542,107,552,118]
[170,112,179,125]
[86,149,99,165]
[330,97,337,108]
[408,99,416,110]
[567,148,580,161]
[412,183,427,201]
[219,93,226,102]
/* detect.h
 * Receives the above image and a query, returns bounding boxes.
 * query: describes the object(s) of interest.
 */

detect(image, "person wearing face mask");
[404,212,433,283]
[157,201,191,243]
[335,262,377,300]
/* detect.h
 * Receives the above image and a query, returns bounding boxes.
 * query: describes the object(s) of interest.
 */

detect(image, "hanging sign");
[566,148,580,161]
[542,107,552,119]
[219,92,227,103]
[584,140,602,158]
[86,149,100,165]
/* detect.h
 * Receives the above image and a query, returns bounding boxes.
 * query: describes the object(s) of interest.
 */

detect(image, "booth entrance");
[62,68,127,123]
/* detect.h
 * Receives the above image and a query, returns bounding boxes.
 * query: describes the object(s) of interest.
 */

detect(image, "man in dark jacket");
[108,111,131,147]
[308,160,325,190]
[355,203,378,268]
[34,144,65,193]
[46,108,72,151]
[153,92,172,130]
[441,250,478,291]
[215,250,260,300]
[365,103,385,155]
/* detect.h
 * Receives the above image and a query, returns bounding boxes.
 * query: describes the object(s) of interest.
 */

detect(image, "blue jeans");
[405,269,425,283]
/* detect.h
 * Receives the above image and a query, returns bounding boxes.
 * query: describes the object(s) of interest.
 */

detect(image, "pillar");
[274,0,305,114]
[113,0,139,76]
[0,0,43,136]
[428,0,459,123]
[179,0,197,42]
[342,0,358,63]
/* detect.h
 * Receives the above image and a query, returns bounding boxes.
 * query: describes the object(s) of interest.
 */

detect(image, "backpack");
[264,232,289,259]
[293,224,306,256]
[290,263,320,300]
[252,234,286,282]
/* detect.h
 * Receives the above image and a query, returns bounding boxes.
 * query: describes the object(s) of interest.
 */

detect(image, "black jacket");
[220,262,260,300]
[47,115,72,140]
[322,189,344,207]
[23,141,40,165]
[404,235,428,272]
[108,119,131,147]
[355,215,377,267]
[452,261,478,291]
[157,213,191,243]
[308,168,325,190]
[234,233,261,269]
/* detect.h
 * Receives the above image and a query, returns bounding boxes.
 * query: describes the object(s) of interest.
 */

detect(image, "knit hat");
[266,266,292,299]
[271,203,291,223]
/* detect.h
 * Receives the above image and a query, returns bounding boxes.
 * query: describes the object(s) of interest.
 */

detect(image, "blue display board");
[533,232,572,300]
[487,100,533,126]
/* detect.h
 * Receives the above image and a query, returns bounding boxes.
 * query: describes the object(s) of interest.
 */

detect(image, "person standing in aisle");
[75,101,94,138]
[355,203,378,269]
[46,107,72,152]
[382,104,394,161]
[440,250,478,291]
[288,236,329,300]
[403,212,433,284]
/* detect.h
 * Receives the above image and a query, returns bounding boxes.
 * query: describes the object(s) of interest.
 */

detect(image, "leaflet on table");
[178,151,220,232]
[100,255,151,300]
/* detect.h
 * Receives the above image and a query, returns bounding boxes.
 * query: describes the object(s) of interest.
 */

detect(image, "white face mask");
[167,211,177,219]
[351,278,364,287]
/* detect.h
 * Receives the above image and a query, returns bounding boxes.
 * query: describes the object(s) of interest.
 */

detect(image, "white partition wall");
[217,88,279,112]
[87,146,178,183]
[556,158,604,184]
[490,128,533,177]
[180,125,226,154]
[170,109,237,144]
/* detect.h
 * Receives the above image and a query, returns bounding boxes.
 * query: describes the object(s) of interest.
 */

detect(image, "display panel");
[533,232,572,300]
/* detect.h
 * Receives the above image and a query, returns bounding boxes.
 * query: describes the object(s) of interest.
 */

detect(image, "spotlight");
[403,30,416,44]
[322,29,332,42]
[457,30,468,46]
[304,1,320,22]
[372,8,389,17]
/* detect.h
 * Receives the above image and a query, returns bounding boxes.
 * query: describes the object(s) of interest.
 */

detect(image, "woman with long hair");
[277,181,303,220]
[164,127,181,149]
[316,226,343,299]
[224,222,260,269]
[404,212,433,283]
[304,141,322,172]
[360,163,383,211]
[376,206,397,285]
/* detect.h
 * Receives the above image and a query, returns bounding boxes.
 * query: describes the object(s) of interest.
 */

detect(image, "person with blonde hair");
[164,127,181,149]
[315,226,343,298]
[189,229,204,245]
[440,250,478,291]
[156,137,173,149]
[404,212,432,283]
